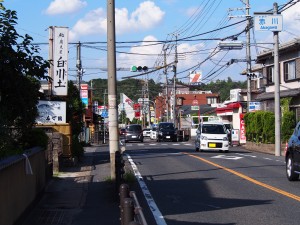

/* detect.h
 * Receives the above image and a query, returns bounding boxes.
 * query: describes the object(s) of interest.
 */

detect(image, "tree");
[0,3,50,157]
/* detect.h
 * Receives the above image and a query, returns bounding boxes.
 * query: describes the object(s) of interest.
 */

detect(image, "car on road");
[195,122,229,152]
[285,121,300,181]
[143,128,151,138]
[119,128,126,136]
[156,122,177,142]
[150,127,157,140]
[124,124,143,143]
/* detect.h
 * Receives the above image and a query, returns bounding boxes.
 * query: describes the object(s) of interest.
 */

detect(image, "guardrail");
[119,183,148,225]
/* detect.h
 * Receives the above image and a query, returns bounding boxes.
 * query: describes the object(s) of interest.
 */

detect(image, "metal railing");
[119,183,148,225]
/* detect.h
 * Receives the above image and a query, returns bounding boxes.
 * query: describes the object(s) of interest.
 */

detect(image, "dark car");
[285,121,300,181]
[124,124,143,143]
[156,122,177,142]
[119,128,126,136]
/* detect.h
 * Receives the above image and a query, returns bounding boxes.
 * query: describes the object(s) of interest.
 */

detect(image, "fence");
[119,183,148,225]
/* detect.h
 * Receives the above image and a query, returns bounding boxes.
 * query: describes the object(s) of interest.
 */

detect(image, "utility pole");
[107,0,119,180]
[76,41,82,91]
[273,2,281,156]
[163,48,169,122]
[173,34,178,127]
[245,0,252,112]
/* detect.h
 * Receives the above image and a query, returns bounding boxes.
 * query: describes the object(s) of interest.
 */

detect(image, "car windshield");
[127,125,141,132]
[202,124,226,134]
[160,123,175,130]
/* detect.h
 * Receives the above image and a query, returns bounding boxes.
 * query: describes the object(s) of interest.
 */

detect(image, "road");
[123,138,300,225]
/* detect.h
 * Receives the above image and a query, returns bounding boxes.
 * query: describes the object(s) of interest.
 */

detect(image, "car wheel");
[286,154,299,181]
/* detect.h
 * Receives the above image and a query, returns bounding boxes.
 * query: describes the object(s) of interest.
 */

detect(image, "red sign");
[135,111,140,118]
[240,118,246,141]
[133,103,140,111]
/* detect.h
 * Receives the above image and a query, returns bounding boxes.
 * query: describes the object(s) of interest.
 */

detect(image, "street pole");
[273,2,281,156]
[173,34,178,127]
[107,0,119,180]
[246,0,252,112]
[163,48,169,122]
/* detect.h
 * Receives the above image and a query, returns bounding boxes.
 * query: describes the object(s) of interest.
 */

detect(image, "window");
[266,66,274,84]
[284,60,296,81]
[207,97,217,104]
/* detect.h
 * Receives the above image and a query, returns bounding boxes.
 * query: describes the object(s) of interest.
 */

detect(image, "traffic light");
[131,65,148,72]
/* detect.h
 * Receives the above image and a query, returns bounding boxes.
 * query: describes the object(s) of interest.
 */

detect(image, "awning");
[216,102,241,113]
[255,89,300,101]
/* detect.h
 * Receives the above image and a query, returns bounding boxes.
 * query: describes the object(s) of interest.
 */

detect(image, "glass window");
[266,66,274,84]
[207,97,217,104]
[284,60,296,81]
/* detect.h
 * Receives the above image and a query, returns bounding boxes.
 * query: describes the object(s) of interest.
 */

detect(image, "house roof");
[255,89,300,101]
[256,38,300,63]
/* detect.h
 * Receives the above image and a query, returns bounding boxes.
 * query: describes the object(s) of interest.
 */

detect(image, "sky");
[3,0,300,84]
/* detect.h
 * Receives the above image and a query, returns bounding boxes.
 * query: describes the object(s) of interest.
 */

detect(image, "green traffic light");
[131,65,137,72]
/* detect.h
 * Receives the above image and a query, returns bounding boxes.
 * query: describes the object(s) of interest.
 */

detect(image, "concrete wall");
[0,148,46,225]
[0,132,63,225]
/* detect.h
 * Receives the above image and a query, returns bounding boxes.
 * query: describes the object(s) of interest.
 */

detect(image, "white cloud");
[280,5,300,41]
[118,35,162,68]
[45,0,87,15]
[69,1,165,41]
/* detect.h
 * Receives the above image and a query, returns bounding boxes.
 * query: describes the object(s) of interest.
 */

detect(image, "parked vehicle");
[150,127,157,140]
[285,121,300,181]
[124,124,143,143]
[223,121,233,145]
[156,122,177,142]
[195,122,229,152]
[143,128,151,138]
[119,128,126,136]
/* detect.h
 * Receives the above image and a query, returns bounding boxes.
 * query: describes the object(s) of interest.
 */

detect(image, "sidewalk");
[21,145,120,225]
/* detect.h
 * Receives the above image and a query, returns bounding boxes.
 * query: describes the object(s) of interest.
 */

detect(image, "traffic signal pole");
[107,0,119,180]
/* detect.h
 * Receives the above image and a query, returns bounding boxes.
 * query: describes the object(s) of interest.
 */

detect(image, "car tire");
[286,154,299,181]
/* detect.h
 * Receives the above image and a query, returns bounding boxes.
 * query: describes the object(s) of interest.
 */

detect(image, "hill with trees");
[88,77,247,105]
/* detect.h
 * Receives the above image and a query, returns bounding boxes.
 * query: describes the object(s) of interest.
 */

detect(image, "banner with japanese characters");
[51,26,68,96]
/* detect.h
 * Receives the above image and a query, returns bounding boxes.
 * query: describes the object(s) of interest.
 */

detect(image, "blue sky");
[3,0,300,83]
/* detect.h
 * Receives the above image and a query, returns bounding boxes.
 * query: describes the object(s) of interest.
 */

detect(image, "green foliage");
[71,135,84,158]
[0,4,50,157]
[281,111,295,142]
[21,128,49,149]
[244,111,275,143]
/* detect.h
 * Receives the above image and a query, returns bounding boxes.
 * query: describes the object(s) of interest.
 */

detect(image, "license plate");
[166,136,170,139]
[132,135,137,138]
[209,143,216,148]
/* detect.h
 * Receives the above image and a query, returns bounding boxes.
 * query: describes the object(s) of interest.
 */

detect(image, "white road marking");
[126,154,167,225]
[212,155,243,160]
[236,153,257,158]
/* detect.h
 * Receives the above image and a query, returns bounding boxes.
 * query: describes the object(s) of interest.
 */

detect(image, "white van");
[195,122,229,152]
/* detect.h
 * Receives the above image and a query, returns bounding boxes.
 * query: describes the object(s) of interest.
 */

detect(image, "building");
[254,38,300,119]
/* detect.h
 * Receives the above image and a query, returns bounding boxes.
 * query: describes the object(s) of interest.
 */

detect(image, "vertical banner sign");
[240,114,246,144]
[80,84,89,109]
[52,27,68,96]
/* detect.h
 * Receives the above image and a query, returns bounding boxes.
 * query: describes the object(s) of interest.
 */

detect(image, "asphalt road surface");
[123,138,300,225]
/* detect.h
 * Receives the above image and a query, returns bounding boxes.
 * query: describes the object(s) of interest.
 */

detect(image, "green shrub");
[22,128,49,149]
[281,111,295,142]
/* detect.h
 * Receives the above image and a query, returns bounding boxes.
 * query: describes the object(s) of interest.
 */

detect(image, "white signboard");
[36,100,66,124]
[254,15,283,31]
[51,26,69,96]
[249,102,261,112]
[190,71,202,83]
